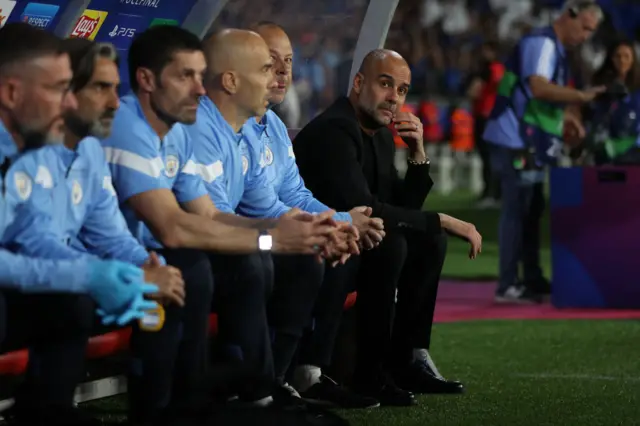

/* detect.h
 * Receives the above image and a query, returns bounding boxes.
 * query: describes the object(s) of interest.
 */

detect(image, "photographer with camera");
[581,39,640,164]
[482,0,604,304]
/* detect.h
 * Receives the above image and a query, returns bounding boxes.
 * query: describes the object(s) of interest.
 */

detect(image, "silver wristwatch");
[258,229,273,251]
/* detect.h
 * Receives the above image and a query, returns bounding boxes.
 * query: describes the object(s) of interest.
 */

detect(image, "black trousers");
[297,261,355,369]
[299,230,448,378]
[128,248,214,422]
[270,255,324,380]
[210,253,323,398]
[0,291,94,409]
[349,230,447,378]
[356,230,447,371]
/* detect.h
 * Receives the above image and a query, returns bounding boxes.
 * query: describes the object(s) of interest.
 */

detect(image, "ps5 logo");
[108,24,136,38]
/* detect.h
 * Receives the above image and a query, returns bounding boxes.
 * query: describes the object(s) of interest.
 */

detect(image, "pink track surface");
[433,282,640,323]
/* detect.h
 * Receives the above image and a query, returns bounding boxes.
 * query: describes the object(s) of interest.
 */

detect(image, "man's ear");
[0,77,22,110]
[352,73,364,94]
[136,67,157,93]
[221,71,238,94]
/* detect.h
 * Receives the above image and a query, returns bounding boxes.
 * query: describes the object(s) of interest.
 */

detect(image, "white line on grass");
[514,373,640,382]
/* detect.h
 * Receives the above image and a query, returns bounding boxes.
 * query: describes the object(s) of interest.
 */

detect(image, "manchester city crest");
[13,172,32,200]
[264,145,274,166]
[72,180,83,205]
[165,155,180,178]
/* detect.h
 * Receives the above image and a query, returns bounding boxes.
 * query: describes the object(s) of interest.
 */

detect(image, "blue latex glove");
[86,259,158,314]
[97,293,160,326]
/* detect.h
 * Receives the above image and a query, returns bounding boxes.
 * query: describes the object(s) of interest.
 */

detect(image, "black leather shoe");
[299,375,380,409]
[392,360,464,395]
[352,371,416,407]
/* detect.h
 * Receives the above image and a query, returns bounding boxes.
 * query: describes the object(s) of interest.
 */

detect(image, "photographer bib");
[491,27,570,166]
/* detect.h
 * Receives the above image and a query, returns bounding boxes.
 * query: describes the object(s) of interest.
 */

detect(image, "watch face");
[258,234,273,251]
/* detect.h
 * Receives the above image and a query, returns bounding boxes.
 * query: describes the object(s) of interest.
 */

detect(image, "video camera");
[596,80,629,102]
[576,80,638,165]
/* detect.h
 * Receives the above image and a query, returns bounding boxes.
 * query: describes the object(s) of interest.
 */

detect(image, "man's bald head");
[350,48,411,130]
[358,49,408,76]
[202,28,275,119]
[203,29,268,78]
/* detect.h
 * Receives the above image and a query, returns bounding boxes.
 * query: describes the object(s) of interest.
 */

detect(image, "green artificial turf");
[85,320,640,425]
[424,191,552,281]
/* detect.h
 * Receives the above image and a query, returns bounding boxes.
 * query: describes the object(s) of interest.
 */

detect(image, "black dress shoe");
[299,375,381,409]
[352,371,416,407]
[393,360,464,394]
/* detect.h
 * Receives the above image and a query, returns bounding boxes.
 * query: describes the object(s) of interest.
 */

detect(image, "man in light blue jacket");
[8,39,185,307]
[186,29,356,415]
[0,23,157,426]
[244,22,383,410]
[101,26,341,425]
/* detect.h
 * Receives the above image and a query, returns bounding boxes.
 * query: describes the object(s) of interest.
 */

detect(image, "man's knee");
[274,254,324,293]
[178,250,214,302]
[269,255,325,329]
[43,294,95,334]
[212,252,273,301]
[372,231,409,265]
[156,249,215,320]
[356,232,409,294]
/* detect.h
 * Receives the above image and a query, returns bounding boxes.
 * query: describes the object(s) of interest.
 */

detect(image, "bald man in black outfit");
[294,49,482,406]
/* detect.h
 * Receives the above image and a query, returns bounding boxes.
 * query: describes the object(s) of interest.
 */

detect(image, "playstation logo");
[108,23,136,38]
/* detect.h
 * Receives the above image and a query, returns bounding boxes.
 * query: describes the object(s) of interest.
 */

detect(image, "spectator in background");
[467,40,504,208]
[490,0,533,43]
[586,39,640,163]
[591,39,640,90]
[335,38,357,97]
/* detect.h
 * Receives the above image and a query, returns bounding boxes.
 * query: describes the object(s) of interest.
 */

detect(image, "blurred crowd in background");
[211,0,368,126]
[387,0,640,97]
[214,0,640,187]
[213,0,640,127]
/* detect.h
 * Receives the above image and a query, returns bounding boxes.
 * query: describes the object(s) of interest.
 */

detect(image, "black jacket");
[293,97,441,235]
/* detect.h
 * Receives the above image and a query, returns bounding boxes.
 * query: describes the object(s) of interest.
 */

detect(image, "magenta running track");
[434,282,640,323]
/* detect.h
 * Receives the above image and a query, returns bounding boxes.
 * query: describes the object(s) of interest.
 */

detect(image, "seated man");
[239,22,383,409]
[0,23,157,426]
[186,29,355,407]
[101,25,339,424]
[6,37,192,423]
[10,38,184,307]
[294,49,483,406]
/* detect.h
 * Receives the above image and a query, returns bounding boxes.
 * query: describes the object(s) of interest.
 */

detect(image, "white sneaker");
[476,197,500,209]
[494,286,540,304]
